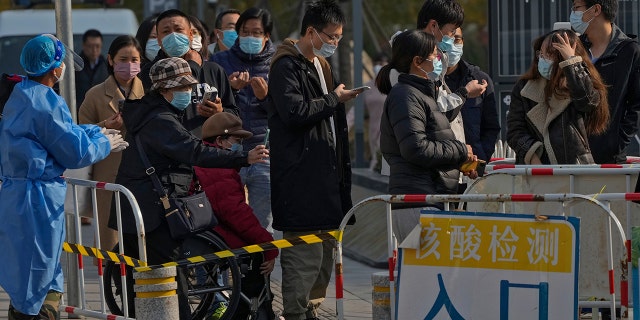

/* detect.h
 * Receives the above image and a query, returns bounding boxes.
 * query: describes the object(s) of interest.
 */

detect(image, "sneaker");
[208,302,227,320]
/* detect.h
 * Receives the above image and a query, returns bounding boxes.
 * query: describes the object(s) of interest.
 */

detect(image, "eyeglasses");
[316,29,343,44]
[571,4,587,11]
[239,30,265,37]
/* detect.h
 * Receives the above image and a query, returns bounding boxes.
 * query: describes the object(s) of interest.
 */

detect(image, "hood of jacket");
[122,91,178,135]
[271,38,334,90]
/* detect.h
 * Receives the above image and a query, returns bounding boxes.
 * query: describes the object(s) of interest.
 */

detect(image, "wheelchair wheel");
[103,232,242,320]
[182,231,242,320]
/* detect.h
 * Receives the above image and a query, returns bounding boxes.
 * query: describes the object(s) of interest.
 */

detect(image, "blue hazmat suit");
[0,77,111,315]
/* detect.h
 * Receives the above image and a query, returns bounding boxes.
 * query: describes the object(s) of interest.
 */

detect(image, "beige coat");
[78,75,145,251]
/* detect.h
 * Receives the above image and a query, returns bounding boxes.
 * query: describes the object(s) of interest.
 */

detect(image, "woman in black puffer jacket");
[377,30,476,242]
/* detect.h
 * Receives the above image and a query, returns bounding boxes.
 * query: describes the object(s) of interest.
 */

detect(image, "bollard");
[372,271,396,320]
[133,266,179,320]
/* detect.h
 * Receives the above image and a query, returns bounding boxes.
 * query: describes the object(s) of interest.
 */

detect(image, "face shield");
[20,34,84,76]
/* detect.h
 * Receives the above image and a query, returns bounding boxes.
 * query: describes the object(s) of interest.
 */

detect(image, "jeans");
[239,161,273,234]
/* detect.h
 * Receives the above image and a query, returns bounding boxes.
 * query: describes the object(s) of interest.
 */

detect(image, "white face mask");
[191,34,203,51]
[54,63,66,83]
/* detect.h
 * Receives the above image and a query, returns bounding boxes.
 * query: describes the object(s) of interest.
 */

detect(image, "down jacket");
[507,56,600,164]
[267,39,352,231]
[109,91,249,234]
[211,40,275,149]
[380,73,468,209]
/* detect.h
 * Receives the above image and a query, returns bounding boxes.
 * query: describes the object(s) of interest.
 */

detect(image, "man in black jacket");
[75,29,109,108]
[575,0,640,164]
[267,1,360,318]
[138,9,239,138]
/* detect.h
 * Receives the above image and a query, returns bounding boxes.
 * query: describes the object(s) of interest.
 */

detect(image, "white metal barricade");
[335,192,631,320]
[62,177,146,319]
[464,165,640,319]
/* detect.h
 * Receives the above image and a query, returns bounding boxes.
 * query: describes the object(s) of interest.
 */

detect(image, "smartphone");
[351,86,371,92]
[202,86,218,102]
[263,128,270,148]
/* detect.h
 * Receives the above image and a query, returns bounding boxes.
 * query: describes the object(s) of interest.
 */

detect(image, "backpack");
[0,73,22,120]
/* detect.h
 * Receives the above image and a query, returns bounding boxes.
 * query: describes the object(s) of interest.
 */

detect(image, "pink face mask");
[114,62,141,81]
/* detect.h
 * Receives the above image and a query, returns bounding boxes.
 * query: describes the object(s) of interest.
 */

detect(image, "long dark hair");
[521,29,609,135]
[135,14,158,64]
[106,35,141,75]
[375,30,437,95]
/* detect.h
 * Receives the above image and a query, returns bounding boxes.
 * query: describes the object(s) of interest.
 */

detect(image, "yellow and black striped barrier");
[62,230,342,272]
[62,242,145,267]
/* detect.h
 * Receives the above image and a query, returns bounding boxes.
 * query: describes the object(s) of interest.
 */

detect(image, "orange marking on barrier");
[492,164,515,170]
[403,194,426,202]
[625,193,640,201]
[531,168,553,175]
[96,181,107,189]
[65,306,75,313]
[601,164,623,168]
[511,194,535,201]
[609,269,615,294]
[622,280,628,307]
[77,254,83,270]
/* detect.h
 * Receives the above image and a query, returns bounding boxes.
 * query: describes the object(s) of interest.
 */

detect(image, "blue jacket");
[445,60,500,161]
[211,40,275,149]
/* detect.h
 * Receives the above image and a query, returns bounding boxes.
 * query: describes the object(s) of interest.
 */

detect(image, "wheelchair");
[103,230,273,319]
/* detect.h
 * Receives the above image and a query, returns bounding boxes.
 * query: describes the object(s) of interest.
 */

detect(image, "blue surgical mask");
[428,58,443,80]
[170,90,192,110]
[161,32,191,57]
[570,6,594,34]
[146,39,160,61]
[239,36,264,55]
[222,29,238,48]
[436,26,455,52]
[446,44,463,67]
[312,29,337,58]
[230,143,243,152]
[538,57,554,80]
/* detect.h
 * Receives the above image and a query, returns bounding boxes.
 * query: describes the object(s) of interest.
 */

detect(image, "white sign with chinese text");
[396,211,580,320]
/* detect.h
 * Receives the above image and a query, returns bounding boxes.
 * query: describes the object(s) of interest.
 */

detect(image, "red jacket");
[194,144,278,261]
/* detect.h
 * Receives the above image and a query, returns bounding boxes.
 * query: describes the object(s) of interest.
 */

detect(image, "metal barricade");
[467,164,640,317]
[62,177,147,319]
[335,192,632,320]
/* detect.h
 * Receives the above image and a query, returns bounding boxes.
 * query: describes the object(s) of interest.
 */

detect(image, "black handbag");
[135,135,218,239]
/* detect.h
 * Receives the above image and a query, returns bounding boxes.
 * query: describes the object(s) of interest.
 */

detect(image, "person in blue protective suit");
[0,34,126,320]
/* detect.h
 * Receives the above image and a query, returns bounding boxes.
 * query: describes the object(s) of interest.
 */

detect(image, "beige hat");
[202,112,253,140]
[150,57,198,91]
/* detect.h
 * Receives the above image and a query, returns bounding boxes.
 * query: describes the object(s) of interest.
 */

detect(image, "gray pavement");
[0,169,387,319]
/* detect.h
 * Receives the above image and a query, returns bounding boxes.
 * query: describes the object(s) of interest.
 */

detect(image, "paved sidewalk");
[0,173,385,319]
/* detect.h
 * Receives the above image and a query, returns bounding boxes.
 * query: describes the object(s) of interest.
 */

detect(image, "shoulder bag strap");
[134,135,171,210]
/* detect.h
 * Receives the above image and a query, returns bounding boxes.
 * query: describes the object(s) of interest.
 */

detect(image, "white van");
[0,8,138,75]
